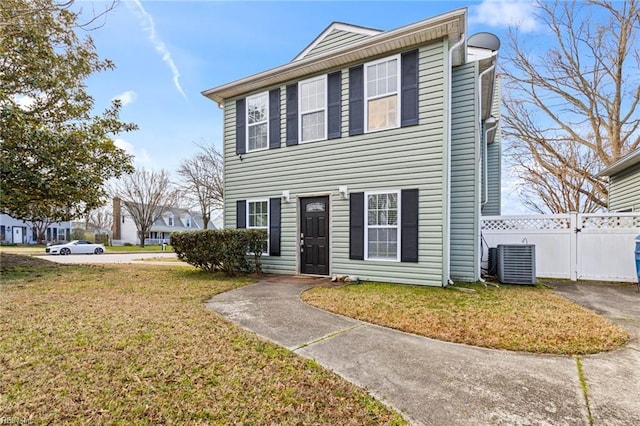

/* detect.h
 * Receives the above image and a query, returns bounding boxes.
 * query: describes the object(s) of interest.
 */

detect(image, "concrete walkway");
[206,276,640,425]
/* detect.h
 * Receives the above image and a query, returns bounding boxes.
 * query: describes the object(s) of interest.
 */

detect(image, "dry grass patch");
[302,282,629,355]
[0,260,404,425]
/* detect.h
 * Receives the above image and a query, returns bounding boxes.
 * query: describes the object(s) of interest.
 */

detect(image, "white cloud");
[470,0,538,33]
[127,0,187,99]
[112,90,138,106]
[114,138,151,164]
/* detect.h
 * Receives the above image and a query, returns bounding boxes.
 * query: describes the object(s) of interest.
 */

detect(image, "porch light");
[339,186,349,200]
[282,190,291,202]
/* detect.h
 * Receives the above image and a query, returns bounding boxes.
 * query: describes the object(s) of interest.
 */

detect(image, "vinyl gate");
[481,213,640,282]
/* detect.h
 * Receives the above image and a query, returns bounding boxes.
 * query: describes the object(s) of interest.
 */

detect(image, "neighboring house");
[111,198,216,245]
[597,147,640,212]
[0,213,72,244]
[202,9,501,286]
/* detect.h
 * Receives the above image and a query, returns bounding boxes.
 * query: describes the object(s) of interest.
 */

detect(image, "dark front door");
[300,196,329,275]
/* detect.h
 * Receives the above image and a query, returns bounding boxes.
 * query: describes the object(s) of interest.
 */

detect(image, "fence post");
[570,213,578,281]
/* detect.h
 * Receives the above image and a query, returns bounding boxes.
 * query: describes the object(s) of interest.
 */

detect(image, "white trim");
[246,92,269,152]
[202,9,467,106]
[364,54,401,133]
[298,75,328,143]
[364,190,401,262]
[246,198,270,256]
[293,22,383,62]
[296,194,332,275]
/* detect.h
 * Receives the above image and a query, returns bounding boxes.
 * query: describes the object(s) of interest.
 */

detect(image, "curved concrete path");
[206,276,640,425]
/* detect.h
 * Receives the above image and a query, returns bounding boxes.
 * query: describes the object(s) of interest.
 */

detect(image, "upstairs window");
[167,215,174,226]
[185,216,191,227]
[299,76,327,142]
[247,92,269,151]
[365,56,400,132]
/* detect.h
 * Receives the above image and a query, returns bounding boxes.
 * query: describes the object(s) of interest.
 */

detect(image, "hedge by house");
[170,229,267,275]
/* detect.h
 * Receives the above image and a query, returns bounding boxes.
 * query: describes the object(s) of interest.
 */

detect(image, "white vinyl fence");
[481,213,640,282]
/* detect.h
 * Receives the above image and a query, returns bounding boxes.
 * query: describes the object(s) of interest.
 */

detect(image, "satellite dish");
[468,32,501,51]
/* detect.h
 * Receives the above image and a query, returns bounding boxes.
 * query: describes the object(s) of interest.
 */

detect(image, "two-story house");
[202,8,501,286]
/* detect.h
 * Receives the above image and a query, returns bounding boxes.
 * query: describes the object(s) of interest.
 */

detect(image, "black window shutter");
[401,50,419,127]
[286,84,298,146]
[349,192,364,260]
[349,65,364,136]
[269,197,281,256]
[236,200,246,229]
[327,71,342,139]
[235,98,246,155]
[269,89,281,149]
[401,189,419,262]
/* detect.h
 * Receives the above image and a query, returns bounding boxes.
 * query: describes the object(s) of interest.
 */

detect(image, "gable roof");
[596,147,640,177]
[202,8,467,106]
[293,22,382,61]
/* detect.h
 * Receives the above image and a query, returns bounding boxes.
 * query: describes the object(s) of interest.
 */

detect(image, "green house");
[597,148,640,213]
[202,9,501,286]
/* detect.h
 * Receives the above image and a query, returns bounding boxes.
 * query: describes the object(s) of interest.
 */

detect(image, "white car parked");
[46,240,106,255]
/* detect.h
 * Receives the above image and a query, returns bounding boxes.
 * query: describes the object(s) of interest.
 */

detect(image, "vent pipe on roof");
[468,32,501,51]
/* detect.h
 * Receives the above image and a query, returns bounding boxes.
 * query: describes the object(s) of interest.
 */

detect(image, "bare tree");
[86,205,113,234]
[111,168,179,247]
[502,0,640,213]
[30,218,53,244]
[176,143,223,229]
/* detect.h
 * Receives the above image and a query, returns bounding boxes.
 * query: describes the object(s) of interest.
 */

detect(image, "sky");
[79,0,541,214]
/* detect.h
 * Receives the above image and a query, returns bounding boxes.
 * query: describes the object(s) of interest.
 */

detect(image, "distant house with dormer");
[111,198,217,245]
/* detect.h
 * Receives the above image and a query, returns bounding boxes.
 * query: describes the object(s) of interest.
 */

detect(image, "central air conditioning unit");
[497,244,536,285]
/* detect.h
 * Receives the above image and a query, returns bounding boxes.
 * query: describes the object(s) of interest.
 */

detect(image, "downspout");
[482,119,499,207]
[476,62,495,281]
[445,34,466,287]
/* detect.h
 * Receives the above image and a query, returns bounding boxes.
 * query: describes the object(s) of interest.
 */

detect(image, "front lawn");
[0,259,404,424]
[302,282,629,355]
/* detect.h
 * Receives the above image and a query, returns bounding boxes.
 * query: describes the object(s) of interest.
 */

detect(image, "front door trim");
[298,194,331,276]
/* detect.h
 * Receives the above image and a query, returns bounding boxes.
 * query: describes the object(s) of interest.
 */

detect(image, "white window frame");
[167,215,174,227]
[364,190,401,262]
[185,216,191,227]
[246,92,269,152]
[298,75,328,143]
[246,198,270,256]
[364,55,401,133]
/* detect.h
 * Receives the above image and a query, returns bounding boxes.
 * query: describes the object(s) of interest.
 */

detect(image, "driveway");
[207,276,640,425]
[550,281,640,425]
[41,252,178,265]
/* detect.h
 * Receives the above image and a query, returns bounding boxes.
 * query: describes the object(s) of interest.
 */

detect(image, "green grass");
[302,282,629,355]
[0,258,405,425]
[0,245,173,255]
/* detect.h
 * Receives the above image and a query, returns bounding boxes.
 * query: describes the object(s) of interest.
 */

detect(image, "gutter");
[482,119,499,207]
[445,34,466,287]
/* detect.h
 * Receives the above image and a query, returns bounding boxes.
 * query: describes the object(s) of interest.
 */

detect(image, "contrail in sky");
[128,0,187,99]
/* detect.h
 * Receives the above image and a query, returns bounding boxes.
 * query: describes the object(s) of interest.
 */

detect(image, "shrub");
[171,229,267,276]
[123,242,134,247]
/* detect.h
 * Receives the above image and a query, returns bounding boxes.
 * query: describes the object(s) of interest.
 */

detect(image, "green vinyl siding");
[304,30,371,59]
[223,41,448,286]
[482,78,501,216]
[609,162,640,212]
[450,62,479,282]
